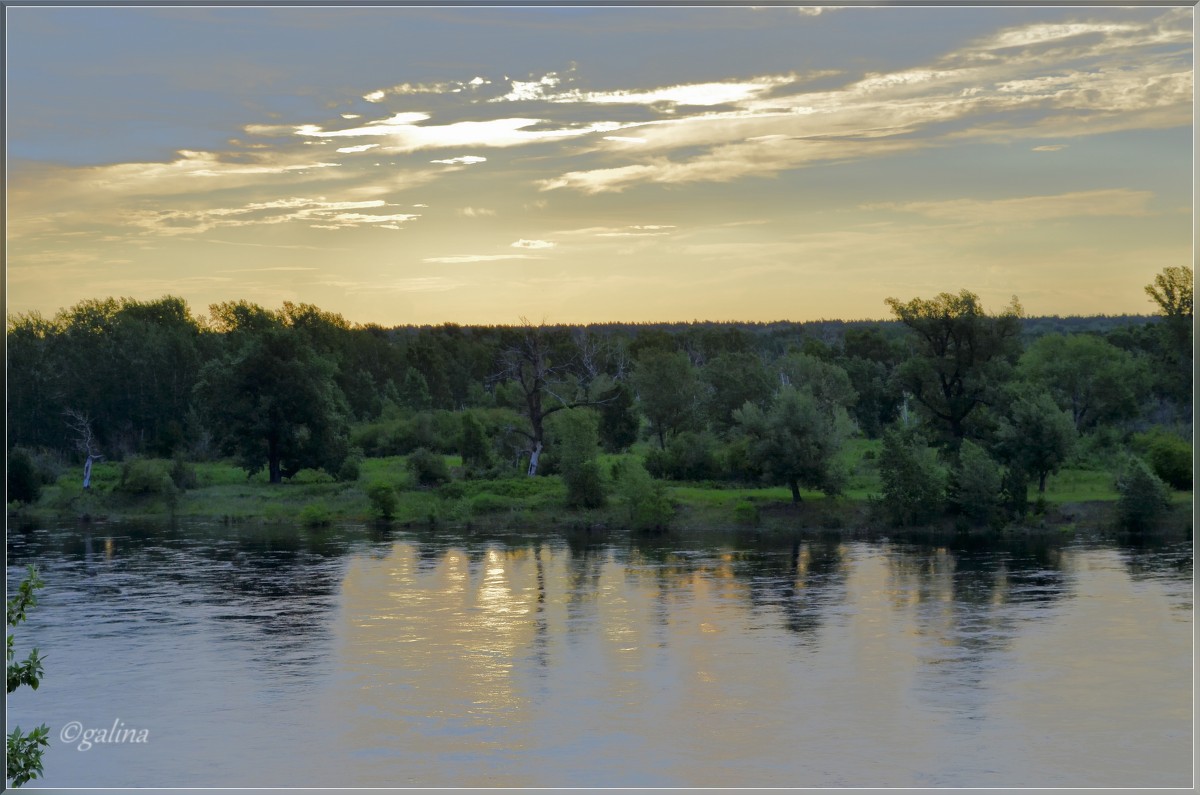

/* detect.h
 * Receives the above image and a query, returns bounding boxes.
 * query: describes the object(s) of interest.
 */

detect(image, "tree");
[878,425,946,526]
[734,386,850,503]
[701,352,775,433]
[1018,333,1146,432]
[594,378,640,453]
[547,409,606,509]
[459,411,492,471]
[996,389,1076,493]
[195,307,350,483]
[1144,265,1193,320]
[8,567,49,788]
[631,350,700,448]
[778,352,857,412]
[1115,456,1171,532]
[886,290,1022,446]
[949,439,1004,526]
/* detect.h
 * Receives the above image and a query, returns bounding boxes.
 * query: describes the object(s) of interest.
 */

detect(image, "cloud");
[423,254,538,263]
[363,90,386,103]
[430,155,487,165]
[511,239,555,249]
[457,206,495,217]
[1032,144,1067,152]
[130,197,420,235]
[862,188,1154,223]
[336,144,379,154]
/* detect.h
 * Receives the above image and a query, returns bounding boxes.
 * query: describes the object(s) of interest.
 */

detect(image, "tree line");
[6,267,1192,525]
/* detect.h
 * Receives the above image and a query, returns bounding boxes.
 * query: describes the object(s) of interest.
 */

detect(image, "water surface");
[6,521,1192,787]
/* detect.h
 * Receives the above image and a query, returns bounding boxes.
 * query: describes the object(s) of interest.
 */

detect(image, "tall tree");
[196,305,349,483]
[996,388,1076,493]
[734,386,850,503]
[631,350,701,448]
[1018,333,1146,431]
[886,290,1023,446]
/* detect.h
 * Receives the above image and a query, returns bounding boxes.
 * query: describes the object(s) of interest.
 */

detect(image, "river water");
[5,520,1192,788]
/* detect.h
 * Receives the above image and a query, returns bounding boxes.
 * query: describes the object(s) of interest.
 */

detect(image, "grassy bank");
[9,443,1192,537]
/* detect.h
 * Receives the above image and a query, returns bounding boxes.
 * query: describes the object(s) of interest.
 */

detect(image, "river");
[5,520,1192,788]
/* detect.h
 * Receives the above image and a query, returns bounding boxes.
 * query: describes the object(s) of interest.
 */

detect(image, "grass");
[12,440,1192,535]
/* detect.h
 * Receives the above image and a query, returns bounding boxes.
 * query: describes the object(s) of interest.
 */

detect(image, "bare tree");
[64,409,103,489]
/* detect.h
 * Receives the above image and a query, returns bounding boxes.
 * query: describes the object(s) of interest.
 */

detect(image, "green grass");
[14,440,1192,533]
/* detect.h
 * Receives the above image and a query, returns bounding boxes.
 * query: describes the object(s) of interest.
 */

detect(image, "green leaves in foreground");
[8,566,49,788]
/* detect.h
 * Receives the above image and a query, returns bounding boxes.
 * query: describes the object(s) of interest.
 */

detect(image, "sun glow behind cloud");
[5,6,1192,324]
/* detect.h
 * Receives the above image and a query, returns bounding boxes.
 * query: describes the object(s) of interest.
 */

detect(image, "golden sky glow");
[5,7,1192,325]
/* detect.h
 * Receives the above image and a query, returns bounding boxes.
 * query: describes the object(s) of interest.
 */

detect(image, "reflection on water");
[5,521,1192,787]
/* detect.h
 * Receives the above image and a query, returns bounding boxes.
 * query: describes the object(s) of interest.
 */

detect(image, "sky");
[5,5,1193,326]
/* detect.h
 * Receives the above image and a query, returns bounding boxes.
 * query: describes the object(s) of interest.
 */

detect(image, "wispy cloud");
[130,197,420,235]
[511,239,555,249]
[863,188,1154,223]
[423,254,538,264]
[431,155,487,165]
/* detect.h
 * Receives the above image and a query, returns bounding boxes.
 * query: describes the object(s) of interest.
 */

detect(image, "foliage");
[337,448,364,483]
[195,311,350,483]
[7,448,41,505]
[1115,456,1171,532]
[1131,428,1192,491]
[644,430,724,481]
[7,567,49,788]
[299,502,332,528]
[169,453,199,491]
[631,350,700,448]
[595,379,640,453]
[734,386,851,503]
[459,411,492,472]
[365,480,398,520]
[878,426,945,526]
[949,439,1004,526]
[1144,266,1193,320]
[407,448,451,488]
[887,290,1022,445]
[702,352,775,432]
[547,409,606,509]
[778,352,857,412]
[117,458,177,496]
[1018,333,1146,431]
[613,459,674,530]
[997,388,1077,493]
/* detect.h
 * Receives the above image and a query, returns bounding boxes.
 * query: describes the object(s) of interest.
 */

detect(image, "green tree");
[878,426,946,526]
[613,459,673,530]
[1018,333,1147,432]
[547,409,606,509]
[778,352,857,413]
[7,448,41,505]
[595,379,640,453]
[631,350,700,448]
[997,389,1076,494]
[7,567,49,788]
[1115,456,1172,532]
[734,386,850,503]
[949,439,1004,526]
[1144,265,1193,320]
[1144,266,1193,415]
[196,307,350,483]
[701,352,775,433]
[459,411,492,471]
[886,290,1023,446]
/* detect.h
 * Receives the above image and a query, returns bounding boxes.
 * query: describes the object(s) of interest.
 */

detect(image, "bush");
[169,454,199,491]
[365,480,398,520]
[299,502,332,527]
[1132,427,1192,491]
[878,426,945,526]
[407,448,450,487]
[733,500,759,526]
[949,440,1003,526]
[459,412,492,473]
[338,448,364,483]
[547,409,607,509]
[1115,456,1171,532]
[7,448,40,504]
[117,458,176,496]
[643,431,724,481]
[614,459,673,530]
[469,492,515,515]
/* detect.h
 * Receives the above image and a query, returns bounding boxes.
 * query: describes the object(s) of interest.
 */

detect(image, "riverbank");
[8,454,1191,538]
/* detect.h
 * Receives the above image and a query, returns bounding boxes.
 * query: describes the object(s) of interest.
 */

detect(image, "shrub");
[469,492,515,515]
[459,411,492,472]
[548,410,606,509]
[1132,427,1192,491]
[1115,456,1171,532]
[117,458,176,496]
[7,448,40,504]
[949,440,1003,526]
[878,426,945,526]
[733,500,759,526]
[169,454,199,491]
[407,448,450,487]
[338,448,364,483]
[614,459,673,530]
[299,502,332,528]
[365,480,398,520]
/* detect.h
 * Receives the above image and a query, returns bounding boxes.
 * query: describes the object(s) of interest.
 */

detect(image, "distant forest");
[6,271,1192,514]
